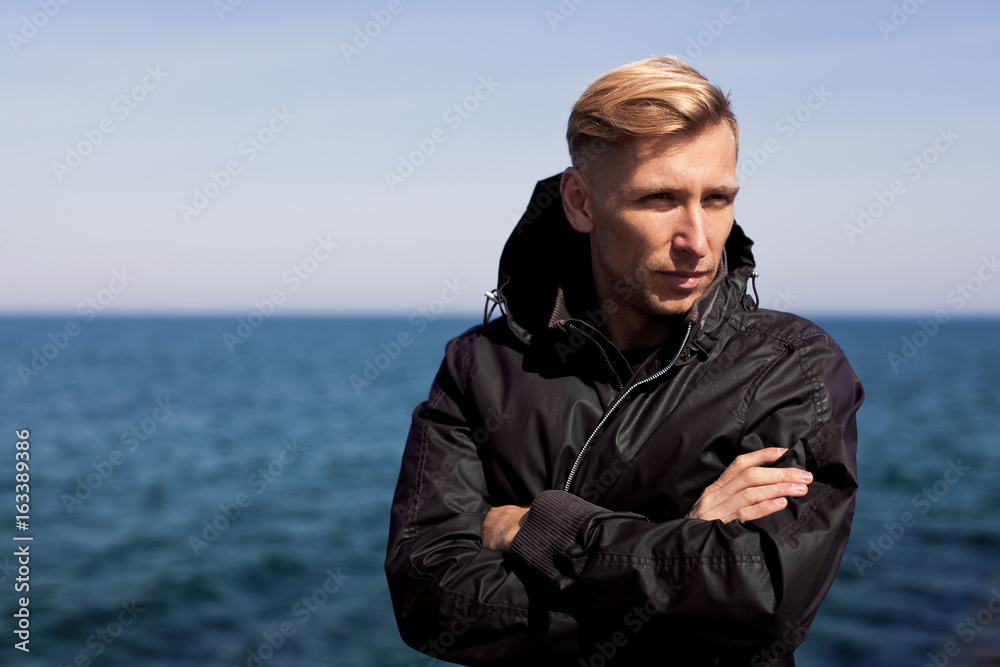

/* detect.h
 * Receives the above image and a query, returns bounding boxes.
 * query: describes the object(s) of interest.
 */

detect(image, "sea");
[1,315,998,667]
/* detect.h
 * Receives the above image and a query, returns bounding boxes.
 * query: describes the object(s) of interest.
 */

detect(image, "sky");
[2,0,998,317]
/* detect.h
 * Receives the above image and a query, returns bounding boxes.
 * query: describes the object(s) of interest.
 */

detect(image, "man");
[386,56,863,666]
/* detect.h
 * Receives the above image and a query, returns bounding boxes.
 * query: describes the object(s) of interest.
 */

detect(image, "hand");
[685,447,812,523]
[481,505,529,553]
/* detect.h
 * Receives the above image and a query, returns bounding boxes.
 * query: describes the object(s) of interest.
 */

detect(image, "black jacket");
[386,174,863,666]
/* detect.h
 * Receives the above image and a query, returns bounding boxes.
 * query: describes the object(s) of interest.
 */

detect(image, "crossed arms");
[482,447,815,551]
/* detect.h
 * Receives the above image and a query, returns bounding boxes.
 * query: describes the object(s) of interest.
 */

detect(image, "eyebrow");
[628,183,741,199]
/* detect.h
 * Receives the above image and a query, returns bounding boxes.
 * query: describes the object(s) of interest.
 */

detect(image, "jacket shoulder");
[433,316,528,376]
[733,308,864,423]
[734,307,845,352]
[451,315,531,354]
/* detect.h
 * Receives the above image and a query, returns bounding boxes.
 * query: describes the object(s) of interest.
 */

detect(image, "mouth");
[657,270,709,290]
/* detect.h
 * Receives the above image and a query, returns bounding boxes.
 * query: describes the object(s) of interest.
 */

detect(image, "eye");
[705,193,733,206]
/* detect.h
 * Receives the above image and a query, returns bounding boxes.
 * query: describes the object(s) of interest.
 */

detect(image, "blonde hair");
[567,55,738,171]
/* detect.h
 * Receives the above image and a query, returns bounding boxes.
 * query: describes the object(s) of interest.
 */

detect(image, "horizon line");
[0,311,998,320]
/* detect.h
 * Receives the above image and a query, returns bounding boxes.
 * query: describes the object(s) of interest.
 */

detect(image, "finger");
[711,447,789,489]
[697,466,811,518]
[731,497,788,523]
[710,482,809,522]
[719,465,813,497]
[695,467,811,518]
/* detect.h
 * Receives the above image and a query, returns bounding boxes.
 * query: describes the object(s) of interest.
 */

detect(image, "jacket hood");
[493,173,758,359]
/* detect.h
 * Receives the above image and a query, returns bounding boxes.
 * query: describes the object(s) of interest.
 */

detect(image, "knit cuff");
[510,490,607,583]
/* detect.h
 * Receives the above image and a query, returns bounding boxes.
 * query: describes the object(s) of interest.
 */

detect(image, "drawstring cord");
[483,289,505,324]
[747,270,760,310]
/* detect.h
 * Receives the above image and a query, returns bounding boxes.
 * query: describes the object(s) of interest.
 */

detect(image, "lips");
[657,271,708,290]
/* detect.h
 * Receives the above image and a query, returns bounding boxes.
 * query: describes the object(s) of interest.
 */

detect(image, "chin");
[644,300,694,319]
[644,291,700,318]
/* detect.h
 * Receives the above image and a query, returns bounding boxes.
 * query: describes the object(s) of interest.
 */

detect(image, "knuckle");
[784,468,804,482]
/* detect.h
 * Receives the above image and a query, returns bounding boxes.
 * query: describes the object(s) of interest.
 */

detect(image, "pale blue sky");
[2,0,998,316]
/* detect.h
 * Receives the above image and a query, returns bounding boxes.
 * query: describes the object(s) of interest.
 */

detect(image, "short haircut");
[567,55,739,172]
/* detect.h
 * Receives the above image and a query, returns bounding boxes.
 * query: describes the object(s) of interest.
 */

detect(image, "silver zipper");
[563,322,693,493]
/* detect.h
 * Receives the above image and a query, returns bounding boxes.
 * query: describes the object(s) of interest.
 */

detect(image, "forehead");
[605,124,738,194]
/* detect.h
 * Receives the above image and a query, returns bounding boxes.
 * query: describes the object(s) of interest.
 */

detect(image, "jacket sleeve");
[384,332,579,664]
[508,330,863,656]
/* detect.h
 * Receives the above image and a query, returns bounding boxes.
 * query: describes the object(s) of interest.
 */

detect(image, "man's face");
[582,123,739,321]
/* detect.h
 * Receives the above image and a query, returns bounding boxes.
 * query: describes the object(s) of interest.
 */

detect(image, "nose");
[672,204,710,258]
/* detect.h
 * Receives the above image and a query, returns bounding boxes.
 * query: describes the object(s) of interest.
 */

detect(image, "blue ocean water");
[1,316,998,666]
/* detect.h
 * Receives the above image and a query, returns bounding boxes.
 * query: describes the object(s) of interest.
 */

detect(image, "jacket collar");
[494,173,757,361]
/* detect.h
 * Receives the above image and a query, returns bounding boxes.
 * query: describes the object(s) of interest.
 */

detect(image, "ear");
[560,167,595,234]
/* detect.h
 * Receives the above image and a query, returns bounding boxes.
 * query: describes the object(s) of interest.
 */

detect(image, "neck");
[593,285,680,351]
